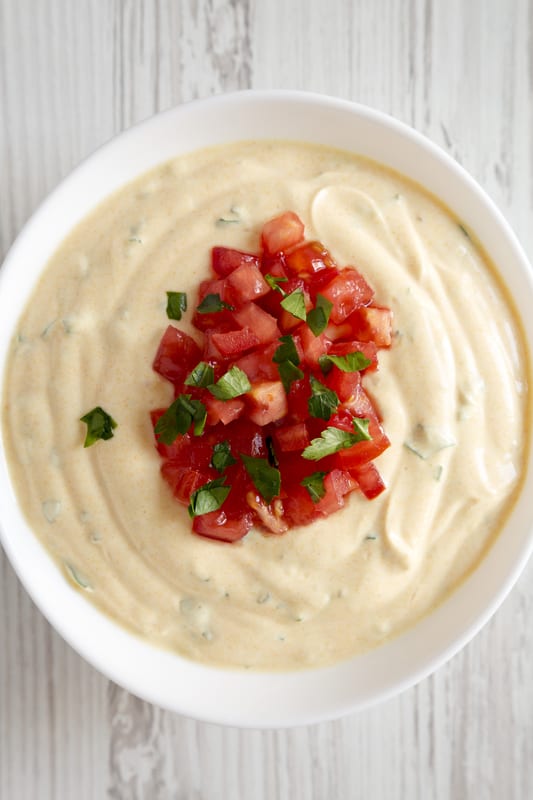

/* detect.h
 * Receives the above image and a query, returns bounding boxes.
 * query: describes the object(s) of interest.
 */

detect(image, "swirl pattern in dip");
[1,141,527,669]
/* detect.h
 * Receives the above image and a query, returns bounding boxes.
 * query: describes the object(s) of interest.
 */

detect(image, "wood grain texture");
[1,0,532,798]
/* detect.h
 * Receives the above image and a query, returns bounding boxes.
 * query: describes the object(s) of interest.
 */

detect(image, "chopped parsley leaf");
[273,334,301,365]
[241,454,281,503]
[208,366,251,400]
[277,359,304,393]
[166,291,187,321]
[306,294,333,336]
[154,395,206,444]
[265,273,288,295]
[280,288,307,321]
[188,478,231,517]
[80,406,117,448]
[302,419,371,460]
[307,376,339,420]
[301,472,327,503]
[196,293,235,314]
[211,440,237,473]
[184,361,215,388]
[319,351,371,373]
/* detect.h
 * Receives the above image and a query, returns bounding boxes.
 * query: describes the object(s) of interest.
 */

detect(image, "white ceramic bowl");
[1,91,532,728]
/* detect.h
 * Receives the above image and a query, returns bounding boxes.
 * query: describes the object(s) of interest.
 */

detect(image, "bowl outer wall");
[0,91,532,728]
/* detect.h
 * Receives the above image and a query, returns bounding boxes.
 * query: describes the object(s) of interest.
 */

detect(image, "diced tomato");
[285,241,336,276]
[305,266,340,297]
[296,323,330,367]
[320,268,374,323]
[315,469,356,516]
[286,377,312,422]
[192,509,252,542]
[347,306,394,347]
[151,210,392,541]
[233,342,279,382]
[152,325,202,385]
[211,327,260,356]
[161,463,212,505]
[232,303,280,345]
[202,329,227,360]
[273,422,310,452]
[226,419,267,458]
[211,247,260,277]
[325,366,362,403]
[282,484,319,527]
[225,262,270,306]
[246,380,288,426]
[261,211,305,254]
[260,251,288,278]
[350,461,386,499]
[205,396,245,426]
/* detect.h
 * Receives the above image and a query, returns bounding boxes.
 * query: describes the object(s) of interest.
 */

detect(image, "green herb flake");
[308,376,339,421]
[80,406,117,448]
[265,273,288,295]
[273,334,301,365]
[166,291,187,320]
[302,419,371,461]
[188,478,231,518]
[184,361,215,388]
[154,395,207,444]
[241,454,281,504]
[277,359,304,393]
[196,293,235,314]
[301,472,327,503]
[280,289,307,322]
[306,294,333,336]
[352,417,372,441]
[211,440,237,473]
[208,366,251,400]
[321,350,372,373]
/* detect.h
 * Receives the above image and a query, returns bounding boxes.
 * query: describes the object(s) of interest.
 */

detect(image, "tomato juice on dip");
[1,141,528,670]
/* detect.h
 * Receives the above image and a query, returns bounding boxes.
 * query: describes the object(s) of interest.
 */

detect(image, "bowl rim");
[1,89,533,728]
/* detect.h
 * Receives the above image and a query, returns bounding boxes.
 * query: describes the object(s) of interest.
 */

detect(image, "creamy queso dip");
[1,141,527,670]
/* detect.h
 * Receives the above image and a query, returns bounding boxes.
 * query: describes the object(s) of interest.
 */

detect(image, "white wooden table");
[1,1,532,797]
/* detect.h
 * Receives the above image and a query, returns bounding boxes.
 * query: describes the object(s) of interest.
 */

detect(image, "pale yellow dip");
[1,141,527,670]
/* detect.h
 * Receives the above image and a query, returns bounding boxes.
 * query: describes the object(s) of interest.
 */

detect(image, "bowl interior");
[1,91,532,727]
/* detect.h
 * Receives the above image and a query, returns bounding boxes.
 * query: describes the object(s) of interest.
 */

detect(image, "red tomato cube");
[246,380,288,426]
[327,339,378,372]
[225,262,270,304]
[315,469,356,516]
[348,306,394,347]
[282,484,319,527]
[211,247,260,277]
[261,211,305,255]
[321,269,374,323]
[192,509,253,542]
[325,367,362,403]
[349,461,386,499]
[273,422,310,452]
[211,327,261,356]
[205,396,245,426]
[161,464,211,505]
[297,324,330,367]
[233,342,279,382]
[152,325,202,385]
[232,303,280,345]
[285,241,336,275]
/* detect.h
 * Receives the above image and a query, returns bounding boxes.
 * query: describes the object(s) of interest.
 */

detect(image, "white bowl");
[1,91,532,728]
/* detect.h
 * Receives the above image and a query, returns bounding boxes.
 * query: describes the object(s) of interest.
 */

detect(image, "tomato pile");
[150,211,393,543]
